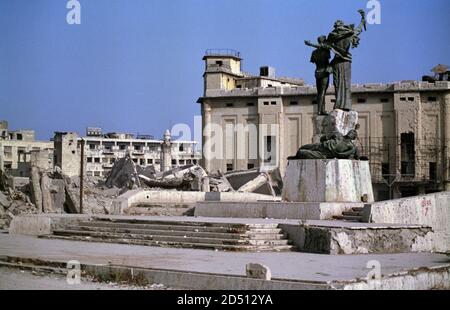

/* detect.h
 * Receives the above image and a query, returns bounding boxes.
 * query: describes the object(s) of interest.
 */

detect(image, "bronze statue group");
[289,10,368,161]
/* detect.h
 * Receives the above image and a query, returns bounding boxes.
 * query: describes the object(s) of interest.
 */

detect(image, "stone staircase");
[332,207,364,222]
[42,217,295,252]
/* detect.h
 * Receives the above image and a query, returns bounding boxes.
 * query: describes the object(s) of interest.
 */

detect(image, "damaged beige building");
[197,50,450,201]
[54,128,202,178]
[0,121,54,177]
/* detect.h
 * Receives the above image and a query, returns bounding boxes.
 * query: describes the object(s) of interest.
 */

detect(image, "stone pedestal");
[313,109,359,143]
[282,159,374,203]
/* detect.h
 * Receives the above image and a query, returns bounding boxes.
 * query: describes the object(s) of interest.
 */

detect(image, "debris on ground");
[103,155,283,196]
[0,154,283,229]
[0,170,38,230]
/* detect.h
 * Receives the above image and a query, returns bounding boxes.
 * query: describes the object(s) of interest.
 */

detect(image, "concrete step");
[91,217,280,229]
[351,207,364,212]
[342,211,363,217]
[78,221,283,234]
[52,229,291,246]
[42,235,296,252]
[67,225,287,240]
[332,215,362,222]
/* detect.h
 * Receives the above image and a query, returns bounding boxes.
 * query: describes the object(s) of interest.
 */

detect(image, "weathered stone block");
[246,263,272,280]
[282,159,374,203]
[313,109,358,142]
[328,109,358,136]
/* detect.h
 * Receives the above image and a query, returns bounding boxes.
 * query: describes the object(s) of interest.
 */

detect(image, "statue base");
[282,159,374,203]
[313,109,359,143]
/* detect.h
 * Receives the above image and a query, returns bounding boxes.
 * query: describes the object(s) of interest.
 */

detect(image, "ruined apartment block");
[0,121,54,178]
[197,50,450,200]
[71,128,201,177]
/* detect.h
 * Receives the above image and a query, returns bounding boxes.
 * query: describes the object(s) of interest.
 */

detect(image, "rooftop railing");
[205,49,241,58]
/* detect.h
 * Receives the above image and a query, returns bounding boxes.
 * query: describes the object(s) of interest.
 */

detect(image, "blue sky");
[0,0,449,140]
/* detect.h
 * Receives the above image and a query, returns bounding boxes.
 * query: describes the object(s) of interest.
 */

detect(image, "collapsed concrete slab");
[225,168,282,196]
[105,155,141,189]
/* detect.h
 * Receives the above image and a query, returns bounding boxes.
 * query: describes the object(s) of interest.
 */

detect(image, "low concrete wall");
[112,190,281,215]
[194,202,362,220]
[333,265,450,290]
[280,223,434,255]
[9,214,88,236]
[364,191,450,252]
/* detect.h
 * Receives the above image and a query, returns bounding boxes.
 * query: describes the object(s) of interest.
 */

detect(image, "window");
[16,133,23,140]
[89,144,95,150]
[428,97,437,102]
[382,163,390,182]
[192,160,197,164]
[134,145,141,151]
[94,171,101,177]
[408,97,414,101]
[186,159,192,164]
[226,103,234,107]
[264,136,276,164]
[140,159,145,165]
[266,136,272,153]
[357,98,366,103]
[247,103,255,107]
[172,159,177,165]
[267,84,273,87]
[102,158,108,164]
[179,160,185,165]
[400,97,407,101]
[271,101,276,105]
[400,133,415,177]
[87,157,92,163]
[263,102,269,106]
[247,163,255,169]
[179,144,184,152]
[119,145,126,150]
[94,158,100,163]
[132,158,137,163]
[290,101,298,106]
[215,60,223,66]
[429,162,437,181]
[236,85,242,89]
[380,98,389,103]
[227,163,233,172]
[147,159,153,164]
[3,146,12,157]
[331,99,336,103]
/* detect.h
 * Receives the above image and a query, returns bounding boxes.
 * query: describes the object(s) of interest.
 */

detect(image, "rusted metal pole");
[79,138,85,214]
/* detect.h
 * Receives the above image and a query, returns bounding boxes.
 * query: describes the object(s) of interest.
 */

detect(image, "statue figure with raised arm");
[305,9,367,113]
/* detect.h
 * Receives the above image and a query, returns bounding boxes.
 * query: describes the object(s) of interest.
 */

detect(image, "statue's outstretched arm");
[304,40,321,49]
[355,9,367,34]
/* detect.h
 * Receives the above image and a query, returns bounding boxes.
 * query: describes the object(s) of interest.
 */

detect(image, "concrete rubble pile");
[0,170,38,229]
[0,166,119,229]
[105,155,282,196]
